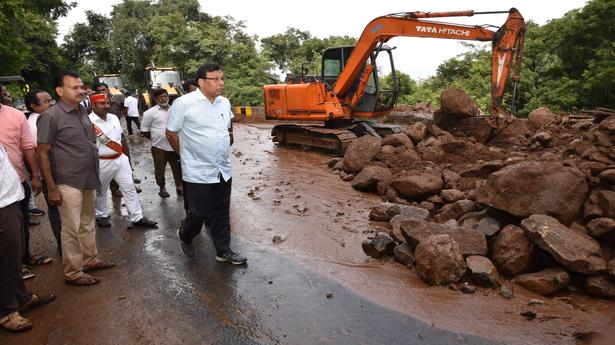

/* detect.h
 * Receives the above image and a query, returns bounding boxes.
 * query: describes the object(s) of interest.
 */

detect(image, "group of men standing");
[0,62,246,333]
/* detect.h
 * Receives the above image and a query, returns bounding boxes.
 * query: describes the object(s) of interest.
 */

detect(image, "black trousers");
[126,116,141,135]
[179,178,232,256]
[0,202,32,317]
[19,181,30,262]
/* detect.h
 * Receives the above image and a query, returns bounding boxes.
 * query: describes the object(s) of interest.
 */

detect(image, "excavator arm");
[333,8,525,120]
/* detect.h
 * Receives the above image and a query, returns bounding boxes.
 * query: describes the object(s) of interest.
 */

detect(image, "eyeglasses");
[203,77,225,83]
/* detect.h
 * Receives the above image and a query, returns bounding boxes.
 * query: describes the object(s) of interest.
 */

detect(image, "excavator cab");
[322,45,398,116]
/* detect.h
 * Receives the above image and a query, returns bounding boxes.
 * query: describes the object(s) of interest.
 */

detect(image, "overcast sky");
[56,0,588,79]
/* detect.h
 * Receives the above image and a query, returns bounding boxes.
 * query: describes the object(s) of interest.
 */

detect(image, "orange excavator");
[264,8,525,155]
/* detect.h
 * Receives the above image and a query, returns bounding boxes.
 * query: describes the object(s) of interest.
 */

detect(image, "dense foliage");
[0,0,612,110]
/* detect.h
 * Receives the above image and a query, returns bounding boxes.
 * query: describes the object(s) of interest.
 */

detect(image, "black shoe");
[135,186,142,193]
[177,229,195,257]
[28,208,45,216]
[131,216,157,228]
[133,178,141,184]
[215,250,247,265]
[96,216,111,227]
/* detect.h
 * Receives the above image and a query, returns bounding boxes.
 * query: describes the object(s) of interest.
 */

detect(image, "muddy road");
[3,123,612,345]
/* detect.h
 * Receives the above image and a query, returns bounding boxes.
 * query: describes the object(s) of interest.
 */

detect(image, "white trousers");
[96,154,143,222]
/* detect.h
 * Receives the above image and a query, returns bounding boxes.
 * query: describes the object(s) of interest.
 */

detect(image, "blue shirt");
[166,89,234,184]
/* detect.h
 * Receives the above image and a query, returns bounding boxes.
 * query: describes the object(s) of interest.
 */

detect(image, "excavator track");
[271,125,357,156]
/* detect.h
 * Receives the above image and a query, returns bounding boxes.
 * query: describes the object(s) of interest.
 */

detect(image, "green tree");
[0,0,74,89]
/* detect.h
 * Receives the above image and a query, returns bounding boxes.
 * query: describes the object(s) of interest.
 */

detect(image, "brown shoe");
[65,274,100,286]
[19,294,56,313]
[83,260,116,273]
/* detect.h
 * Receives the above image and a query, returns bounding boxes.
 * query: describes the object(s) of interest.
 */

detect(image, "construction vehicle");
[0,76,30,112]
[140,67,184,112]
[264,8,526,155]
[94,73,127,105]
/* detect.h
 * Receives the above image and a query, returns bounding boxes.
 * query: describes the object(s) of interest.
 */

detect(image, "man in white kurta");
[88,93,157,229]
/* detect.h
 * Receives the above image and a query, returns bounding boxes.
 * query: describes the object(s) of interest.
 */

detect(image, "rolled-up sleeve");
[166,100,185,132]
[19,116,35,150]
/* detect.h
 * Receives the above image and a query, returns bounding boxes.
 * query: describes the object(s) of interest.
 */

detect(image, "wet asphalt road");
[1,124,510,345]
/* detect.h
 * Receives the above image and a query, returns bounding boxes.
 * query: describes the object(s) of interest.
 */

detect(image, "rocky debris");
[415,234,466,286]
[491,225,538,276]
[521,215,607,275]
[342,135,382,173]
[369,202,429,222]
[433,87,480,124]
[596,190,615,218]
[400,219,487,256]
[474,217,503,237]
[351,165,391,192]
[362,233,396,258]
[465,255,499,288]
[346,93,615,299]
[382,133,413,148]
[477,162,588,225]
[405,122,428,144]
[608,259,615,279]
[598,169,615,185]
[440,189,465,203]
[527,107,556,131]
[587,217,615,238]
[433,199,476,223]
[584,276,615,299]
[499,285,514,299]
[514,268,570,296]
[391,170,444,199]
[327,157,342,168]
[393,242,416,266]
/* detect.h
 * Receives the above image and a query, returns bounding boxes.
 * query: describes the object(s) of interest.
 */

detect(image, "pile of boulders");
[330,88,615,299]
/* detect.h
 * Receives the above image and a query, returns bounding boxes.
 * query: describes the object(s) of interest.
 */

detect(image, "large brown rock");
[584,276,615,299]
[514,268,570,296]
[401,219,487,256]
[433,199,476,223]
[491,225,538,276]
[596,190,615,218]
[527,107,556,131]
[381,133,413,148]
[351,165,392,192]
[435,87,480,122]
[362,233,396,258]
[608,259,615,279]
[391,171,444,199]
[587,217,615,238]
[466,255,499,288]
[369,202,429,222]
[342,135,382,173]
[477,161,588,225]
[521,215,607,275]
[405,122,428,144]
[415,234,466,286]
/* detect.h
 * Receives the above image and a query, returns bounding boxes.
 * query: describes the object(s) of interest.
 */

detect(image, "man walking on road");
[88,93,157,229]
[123,91,140,136]
[141,88,182,198]
[166,63,246,264]
[37,71,115,286]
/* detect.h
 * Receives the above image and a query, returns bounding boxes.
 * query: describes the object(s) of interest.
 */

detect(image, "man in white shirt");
[0,146,55,332]
[89,93,157,229]
[166,63,246,265]
[141,88,182,198]
[123,91,140,136]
